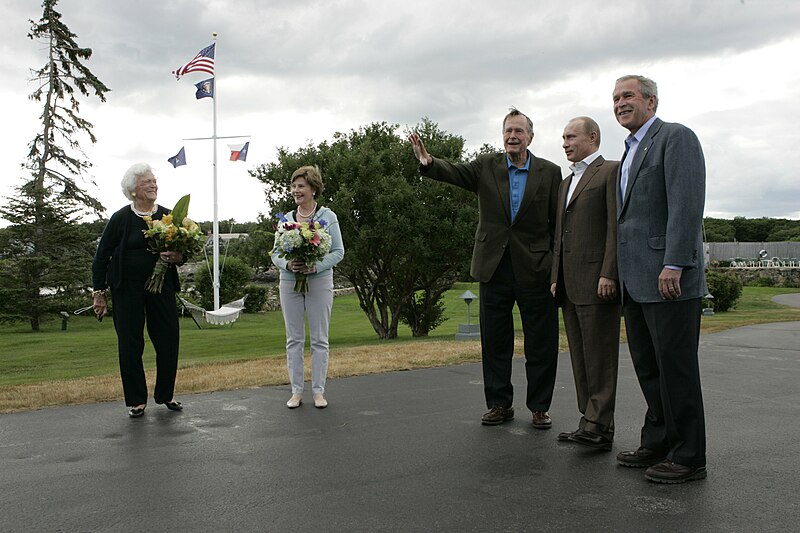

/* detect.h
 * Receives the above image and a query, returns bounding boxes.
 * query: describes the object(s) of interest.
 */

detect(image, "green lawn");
[1,285,798,388]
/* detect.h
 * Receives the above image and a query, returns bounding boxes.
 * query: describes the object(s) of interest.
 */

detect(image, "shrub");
[399,290,448,337]
[749,276,775,287]
[243,285,268,313]
[194,257,253,310]
[705,270,743,312]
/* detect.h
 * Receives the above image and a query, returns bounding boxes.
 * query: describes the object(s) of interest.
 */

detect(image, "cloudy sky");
[1,0,799,226]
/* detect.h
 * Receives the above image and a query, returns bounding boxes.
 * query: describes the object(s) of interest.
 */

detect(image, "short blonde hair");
[290,165,324,197]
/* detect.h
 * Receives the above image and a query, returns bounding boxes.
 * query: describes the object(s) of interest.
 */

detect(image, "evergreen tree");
[0,0,110,330]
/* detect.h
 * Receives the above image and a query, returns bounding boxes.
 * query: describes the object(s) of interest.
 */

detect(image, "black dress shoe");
[481,406,514,425]
[645,461,707,484]
[616,447,667,468]
[128,406,145,418]
[568,430,613,451]
[557,429,580,442]
[164,401,183,411]
[156,399,183,411]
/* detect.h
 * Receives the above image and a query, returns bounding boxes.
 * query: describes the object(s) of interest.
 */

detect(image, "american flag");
[172,44,215,79]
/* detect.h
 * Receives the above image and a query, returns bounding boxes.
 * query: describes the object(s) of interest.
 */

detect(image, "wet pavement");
[1,317,799,532]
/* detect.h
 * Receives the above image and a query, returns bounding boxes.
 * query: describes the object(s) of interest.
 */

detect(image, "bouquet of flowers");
[272,213,332,292]
[142,194,206,293]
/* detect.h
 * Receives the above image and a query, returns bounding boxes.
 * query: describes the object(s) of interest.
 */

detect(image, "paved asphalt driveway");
[1,316,799,531]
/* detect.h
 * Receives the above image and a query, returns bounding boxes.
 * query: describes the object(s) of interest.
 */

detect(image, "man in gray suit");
[550,117,620,451]
[409,109,561,429]
[613,75,708,483]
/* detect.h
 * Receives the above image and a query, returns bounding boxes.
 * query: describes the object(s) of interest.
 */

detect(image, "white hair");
[121,163,154,201]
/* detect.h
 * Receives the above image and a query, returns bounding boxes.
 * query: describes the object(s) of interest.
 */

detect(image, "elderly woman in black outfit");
[92,163,185,418]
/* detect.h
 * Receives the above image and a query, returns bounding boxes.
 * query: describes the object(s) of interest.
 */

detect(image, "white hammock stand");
[177,295,246,328]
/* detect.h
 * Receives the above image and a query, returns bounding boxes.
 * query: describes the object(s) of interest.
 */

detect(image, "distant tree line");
[704,217,800,242]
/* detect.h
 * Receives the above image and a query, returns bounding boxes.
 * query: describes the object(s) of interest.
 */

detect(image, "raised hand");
[409,133,433,166]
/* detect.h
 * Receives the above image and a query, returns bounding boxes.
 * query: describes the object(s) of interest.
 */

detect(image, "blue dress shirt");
[507,152,531,222]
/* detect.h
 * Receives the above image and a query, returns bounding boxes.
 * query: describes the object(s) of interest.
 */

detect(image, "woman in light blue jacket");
[271,165,344,409]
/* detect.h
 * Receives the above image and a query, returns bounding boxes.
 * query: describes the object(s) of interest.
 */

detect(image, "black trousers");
[112,276,180,406]
[479,250,559,412]
[622,289,706,466]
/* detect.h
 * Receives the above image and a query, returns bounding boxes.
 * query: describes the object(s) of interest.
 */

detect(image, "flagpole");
[211,31,220,310]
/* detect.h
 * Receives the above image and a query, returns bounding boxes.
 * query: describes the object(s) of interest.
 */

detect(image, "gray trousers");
[279,275,334,394]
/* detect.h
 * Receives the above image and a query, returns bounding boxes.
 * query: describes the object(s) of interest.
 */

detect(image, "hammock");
[177,295,247,328]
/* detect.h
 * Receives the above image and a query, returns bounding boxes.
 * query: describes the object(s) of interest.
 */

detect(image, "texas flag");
[229,141,249,162]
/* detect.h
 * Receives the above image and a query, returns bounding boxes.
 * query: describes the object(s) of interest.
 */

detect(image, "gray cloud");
[2,0,799,222]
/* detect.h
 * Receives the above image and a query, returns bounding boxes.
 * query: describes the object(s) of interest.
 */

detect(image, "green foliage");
[704,217,800,242]
[399,290,448,337]
[170,194,191,226]
[198,219,256,234]
[749,276,775,287]
[0,0,109,331]
[243,284,269,313]
[24,0,110,214]
[194,257,253,310]
[703,218,736,242]
[219,214,275,271]
[705,270,743,312]
[249,119,477,339]
[0,202,95,329]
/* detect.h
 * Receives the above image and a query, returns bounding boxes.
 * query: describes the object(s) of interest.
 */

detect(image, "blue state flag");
[168,146,187,168]
[194,78,214,99]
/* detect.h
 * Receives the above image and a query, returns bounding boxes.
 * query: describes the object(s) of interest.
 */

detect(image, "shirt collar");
[628,115,658,145]
[570,150,601,174]
[507,150,531,171]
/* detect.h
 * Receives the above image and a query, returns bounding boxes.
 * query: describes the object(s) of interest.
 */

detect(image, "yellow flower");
[162,214,173,225]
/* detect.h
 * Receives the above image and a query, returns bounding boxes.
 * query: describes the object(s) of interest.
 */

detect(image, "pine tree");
[0,0,110,331]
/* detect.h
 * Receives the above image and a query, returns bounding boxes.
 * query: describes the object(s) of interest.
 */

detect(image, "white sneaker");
[286,394,302,409]
[313,394,328,409]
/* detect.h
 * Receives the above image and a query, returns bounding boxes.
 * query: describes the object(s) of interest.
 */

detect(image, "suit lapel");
[515,152,543,224]
[620,118,662,213]
[493,154,512,223]
[560,174,572,209]
[567,156,604,208]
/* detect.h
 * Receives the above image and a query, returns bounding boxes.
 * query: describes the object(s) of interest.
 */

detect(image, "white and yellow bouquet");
[272,213,332,292]
[142,194,205,293]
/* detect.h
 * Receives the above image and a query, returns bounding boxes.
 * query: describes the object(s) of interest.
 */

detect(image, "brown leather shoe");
[481,406,514,425]
[645,461,707,484]
[616,447,667,468]
[568,430,613,451]
[531,411,552,429]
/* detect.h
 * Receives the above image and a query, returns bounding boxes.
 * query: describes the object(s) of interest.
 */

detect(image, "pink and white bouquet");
[272,213,332,292]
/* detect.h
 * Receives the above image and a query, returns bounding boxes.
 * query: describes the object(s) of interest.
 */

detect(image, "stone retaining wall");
[714,267,800,288]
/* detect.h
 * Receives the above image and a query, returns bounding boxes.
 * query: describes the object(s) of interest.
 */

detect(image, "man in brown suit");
[410,109,561,428]
[550,117,621,450]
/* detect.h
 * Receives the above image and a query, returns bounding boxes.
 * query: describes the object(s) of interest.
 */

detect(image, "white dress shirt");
[566,151,601,205]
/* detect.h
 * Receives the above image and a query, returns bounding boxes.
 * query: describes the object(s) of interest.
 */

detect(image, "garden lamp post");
[702,293,715,316]
[455,290,481,340]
